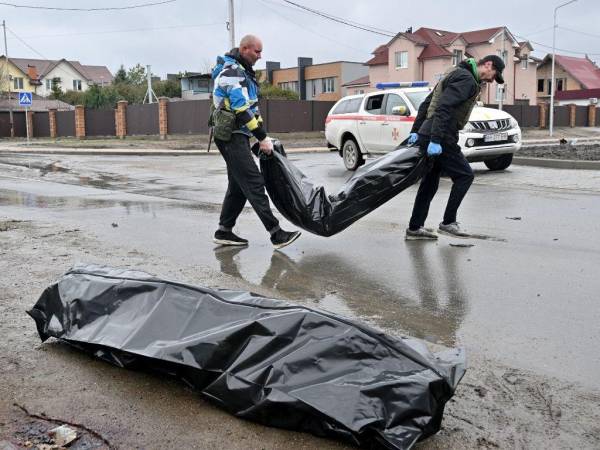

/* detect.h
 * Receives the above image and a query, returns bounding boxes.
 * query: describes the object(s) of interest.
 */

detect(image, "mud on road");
[1,218,599,449]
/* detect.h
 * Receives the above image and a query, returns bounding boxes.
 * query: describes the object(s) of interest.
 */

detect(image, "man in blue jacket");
[405,55,505,240]
[211,35,301,249]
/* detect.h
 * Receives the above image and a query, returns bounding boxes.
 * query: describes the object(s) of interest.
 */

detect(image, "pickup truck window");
[384,94,408,115]
[332,100,349,115]
[405,90,430,110]
[331,97,362,114]
[365,94,384,115]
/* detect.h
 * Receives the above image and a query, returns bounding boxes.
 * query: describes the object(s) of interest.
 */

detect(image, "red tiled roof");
[366,45,388,66]
[460,27,503,44]
[414,28,459,46]
[555,88,600,101]
[342,75,369,87]
[368,26,520,65]
[418,43,452,60]
[553,54,600,89]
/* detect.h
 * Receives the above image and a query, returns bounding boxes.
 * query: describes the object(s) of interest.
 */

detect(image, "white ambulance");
[325,82,522,171]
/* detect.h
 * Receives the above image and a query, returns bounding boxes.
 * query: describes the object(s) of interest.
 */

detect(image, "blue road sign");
[19,92,32,107]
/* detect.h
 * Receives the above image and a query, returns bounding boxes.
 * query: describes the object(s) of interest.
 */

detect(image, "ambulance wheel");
[484,154,513,171]
[342,138,364,171]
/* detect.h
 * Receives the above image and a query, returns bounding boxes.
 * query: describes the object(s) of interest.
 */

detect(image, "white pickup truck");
[325,82,522,171]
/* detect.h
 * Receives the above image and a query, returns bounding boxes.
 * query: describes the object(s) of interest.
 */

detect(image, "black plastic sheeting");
[257,141,427,237]
[28,265,465,450]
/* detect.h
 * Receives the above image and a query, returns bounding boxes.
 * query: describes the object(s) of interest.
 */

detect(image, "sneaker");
[271,229,301,249]
[438,222,470,238]
[405,227,438,240]
[213,230,249,246]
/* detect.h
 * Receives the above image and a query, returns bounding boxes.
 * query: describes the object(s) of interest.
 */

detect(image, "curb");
[513,157,600,170]
[0,146,330,156]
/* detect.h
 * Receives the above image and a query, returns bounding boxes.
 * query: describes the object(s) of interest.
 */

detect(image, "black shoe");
[270,229,301,249]
[213,230,249,246]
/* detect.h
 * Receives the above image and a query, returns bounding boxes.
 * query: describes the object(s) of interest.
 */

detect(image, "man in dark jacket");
[405,55,505,240]
[211,35,301,249]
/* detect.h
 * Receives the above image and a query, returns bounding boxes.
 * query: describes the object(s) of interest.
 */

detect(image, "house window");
[13,77,23,89]
[495,84,505,102]
[322,77,335,93]
[452,50,463,66]
[395,51,408,69]
[312,81,317,97]
[537,79,544,92]
[521,56,528,70]
[73,79,82,91]
[547,80,552,95]
[45,79,52,89]
[557,79,565,91]
[279,81,298,92]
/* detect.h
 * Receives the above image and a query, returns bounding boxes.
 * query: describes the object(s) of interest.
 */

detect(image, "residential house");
[365,26,539,105]
[0,57,37,94]
[269,58,368,101]
[0,56,113,97]
[179,72,213,100]
[536,54,600,103]
[342,75,370,96]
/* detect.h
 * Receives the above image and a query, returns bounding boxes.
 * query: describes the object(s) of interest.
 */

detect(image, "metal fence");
[495,104,539,128]
[1,100,597,139]
[56,111,75,137]
[168,100,210,134]
[575,106,588,127]
[127,103,158,135]
[33,112,50,137]
[85,109,115,136]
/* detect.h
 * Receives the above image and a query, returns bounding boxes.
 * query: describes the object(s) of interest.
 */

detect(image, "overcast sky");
[1,0,599,77]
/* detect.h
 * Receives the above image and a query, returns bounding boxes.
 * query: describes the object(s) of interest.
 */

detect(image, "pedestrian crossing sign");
[19,92,32,106]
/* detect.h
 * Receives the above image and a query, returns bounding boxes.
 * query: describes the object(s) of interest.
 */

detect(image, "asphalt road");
[1,150,599,449]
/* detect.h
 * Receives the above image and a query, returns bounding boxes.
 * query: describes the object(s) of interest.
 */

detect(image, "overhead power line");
[515,34,600,56]
[558,26,600,40]
[279,0,396,38]
[6,26,93,89]
[258,0,373,56]
[0,0,177,11]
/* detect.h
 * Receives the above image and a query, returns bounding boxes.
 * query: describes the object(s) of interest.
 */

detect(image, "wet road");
[1,151,599,390]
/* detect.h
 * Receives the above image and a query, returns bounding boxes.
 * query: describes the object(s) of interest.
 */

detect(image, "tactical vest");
[426,66,480,129]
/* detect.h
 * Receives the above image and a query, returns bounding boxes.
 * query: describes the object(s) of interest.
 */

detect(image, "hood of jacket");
[211,48,256,80]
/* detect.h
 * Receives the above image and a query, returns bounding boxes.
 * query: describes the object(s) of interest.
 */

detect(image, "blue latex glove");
[408,132,419,145]
[427,141,442,156]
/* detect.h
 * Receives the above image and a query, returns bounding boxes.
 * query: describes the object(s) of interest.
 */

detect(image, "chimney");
[406,27,413,34]
[297,57,312,101]
[27,65,38,80]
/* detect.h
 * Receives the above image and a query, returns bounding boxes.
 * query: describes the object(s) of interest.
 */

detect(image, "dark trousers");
[409,138,474,230]
[215,133,280,234]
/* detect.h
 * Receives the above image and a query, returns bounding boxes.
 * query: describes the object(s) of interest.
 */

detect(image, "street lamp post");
[549,0,577,137]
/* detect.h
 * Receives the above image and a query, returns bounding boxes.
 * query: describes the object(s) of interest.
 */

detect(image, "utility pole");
[227,0,235,49]
[498,27,505,111]
[143,64,158,104]
[550,0,578,137]
[2,20,14,137]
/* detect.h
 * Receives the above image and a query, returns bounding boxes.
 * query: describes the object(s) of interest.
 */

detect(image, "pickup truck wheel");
[342,138,364,171]
[484,154,513,171]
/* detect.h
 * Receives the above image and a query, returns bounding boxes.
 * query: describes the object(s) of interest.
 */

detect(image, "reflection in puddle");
[213,244,470,346]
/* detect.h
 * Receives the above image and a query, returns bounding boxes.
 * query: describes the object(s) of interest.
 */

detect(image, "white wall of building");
[39,62,89,97]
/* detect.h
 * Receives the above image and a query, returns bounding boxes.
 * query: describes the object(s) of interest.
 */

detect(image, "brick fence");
[1,100,598,139]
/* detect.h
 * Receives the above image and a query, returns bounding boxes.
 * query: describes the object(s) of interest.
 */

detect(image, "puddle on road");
[212,244,469,347]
